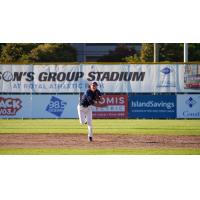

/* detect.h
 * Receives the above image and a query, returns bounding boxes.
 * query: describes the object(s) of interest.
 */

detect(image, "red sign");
[0,97,22,116]
[93,94,128,118]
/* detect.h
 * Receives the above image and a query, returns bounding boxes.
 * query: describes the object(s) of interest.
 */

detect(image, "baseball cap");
[91,81,98,86]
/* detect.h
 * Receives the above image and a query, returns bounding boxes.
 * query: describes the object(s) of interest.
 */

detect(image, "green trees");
[0,44,38,62]
[0,43,200,63]
[0,44,6,55]
[126,43,184,62]
[27,44,77,62]
[140,43,154,62]
[126,43,200,62]
[188,44,200,61]
[0,43,77,63]
[159,43,183,62]
[0,44,24,62]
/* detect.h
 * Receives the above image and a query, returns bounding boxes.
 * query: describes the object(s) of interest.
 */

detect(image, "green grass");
[0,119,200,154]
[0,119,200,135]
[1,148,200,155]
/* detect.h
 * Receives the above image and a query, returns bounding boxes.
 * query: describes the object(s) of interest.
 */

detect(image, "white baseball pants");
[77,104,93,137]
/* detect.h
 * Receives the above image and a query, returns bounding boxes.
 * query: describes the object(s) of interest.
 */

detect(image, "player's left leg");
[86,106,93,141]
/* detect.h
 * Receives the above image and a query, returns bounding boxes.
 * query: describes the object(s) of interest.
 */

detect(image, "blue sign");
[185,97,197,108]
[128,95,176,118]
[46,96,67,117]
[161,67,172,75]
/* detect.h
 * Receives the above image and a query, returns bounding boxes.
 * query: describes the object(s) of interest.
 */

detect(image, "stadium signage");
[46,96,67,117]
[87,71,145,81]
[131,100,175,110]
[0,95,79,118]
[0,64,200,93]
[0,97,22,115]
[98,96,125,105]
[0,71,34,82]
[0,71,145,82]
[177,95,200,118]
[128,95,176,118]
[156,65,176,88]
[93,94,128,118]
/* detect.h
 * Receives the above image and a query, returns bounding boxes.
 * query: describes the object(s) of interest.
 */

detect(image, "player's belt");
[80,103,88,108]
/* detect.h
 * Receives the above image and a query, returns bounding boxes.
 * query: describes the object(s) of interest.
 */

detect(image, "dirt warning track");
[0,134,200,149]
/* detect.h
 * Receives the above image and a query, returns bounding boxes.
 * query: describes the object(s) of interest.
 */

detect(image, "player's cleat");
[88,136,93,142]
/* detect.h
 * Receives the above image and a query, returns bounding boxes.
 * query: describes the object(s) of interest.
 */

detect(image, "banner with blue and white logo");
[128,95,177,118]
[0,64,200,93]
[177,94,200,118]
[0,94,79,118]
[155,65,178,92]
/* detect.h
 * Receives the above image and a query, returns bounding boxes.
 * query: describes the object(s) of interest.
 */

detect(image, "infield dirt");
[0,134,200,149]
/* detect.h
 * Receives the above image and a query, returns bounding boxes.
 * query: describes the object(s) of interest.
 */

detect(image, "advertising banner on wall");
[128,95,177,118]
[154,64,177,92]
[0,64,200,93]
[92,94,128,118]
[177,94,200,118]
[178,64,200,92]
[82,64,154,93]
[0,95,31,118]
[0,94,79,118]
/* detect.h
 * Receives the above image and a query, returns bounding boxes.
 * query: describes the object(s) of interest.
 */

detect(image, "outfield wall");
[0,64,200,119]
[1,94,200,119]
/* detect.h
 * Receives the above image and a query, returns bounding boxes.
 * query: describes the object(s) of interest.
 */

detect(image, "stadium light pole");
[184,43,188,63]
[154,43,159,62]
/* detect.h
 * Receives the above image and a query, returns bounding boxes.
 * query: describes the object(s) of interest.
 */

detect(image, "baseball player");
[77,81,102,142]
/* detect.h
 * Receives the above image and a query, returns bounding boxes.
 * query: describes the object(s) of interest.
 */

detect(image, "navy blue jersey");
[80,89,102,107]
